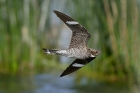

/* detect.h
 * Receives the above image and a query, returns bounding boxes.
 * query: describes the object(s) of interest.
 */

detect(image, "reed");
[0,0,53,74]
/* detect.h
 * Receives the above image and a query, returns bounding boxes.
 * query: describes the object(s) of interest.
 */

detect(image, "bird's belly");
[67,49,89,59]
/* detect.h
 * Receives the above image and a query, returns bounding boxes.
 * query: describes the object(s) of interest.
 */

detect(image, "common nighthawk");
[43,10,100,77]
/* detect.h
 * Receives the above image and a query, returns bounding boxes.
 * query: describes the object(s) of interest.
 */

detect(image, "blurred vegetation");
[0,0,140,91]
[0,0,58,74]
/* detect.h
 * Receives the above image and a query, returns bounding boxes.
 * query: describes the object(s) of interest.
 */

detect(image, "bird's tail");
[43,48,67,56]
[42,48,59,55]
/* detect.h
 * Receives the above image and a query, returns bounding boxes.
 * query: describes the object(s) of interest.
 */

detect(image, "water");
[0,73,129,93]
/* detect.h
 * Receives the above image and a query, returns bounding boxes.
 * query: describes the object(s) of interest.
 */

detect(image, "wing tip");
[53,10,57,13]
[60,73,65,77]
[60,70,70,77]
[53,10,60,14]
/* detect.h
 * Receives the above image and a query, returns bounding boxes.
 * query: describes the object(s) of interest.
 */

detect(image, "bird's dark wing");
[60,57,96,77]
[53,10,91,49]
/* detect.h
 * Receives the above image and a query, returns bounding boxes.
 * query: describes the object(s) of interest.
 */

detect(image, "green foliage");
[0,0,53,74]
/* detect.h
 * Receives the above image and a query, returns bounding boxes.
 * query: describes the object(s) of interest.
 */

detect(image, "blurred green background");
[0,0,140,93]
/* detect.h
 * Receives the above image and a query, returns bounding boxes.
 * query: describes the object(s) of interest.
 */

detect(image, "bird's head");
[88,48,101,57]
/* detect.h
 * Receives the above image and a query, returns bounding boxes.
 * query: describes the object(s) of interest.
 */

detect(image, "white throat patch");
[91,55,96,58]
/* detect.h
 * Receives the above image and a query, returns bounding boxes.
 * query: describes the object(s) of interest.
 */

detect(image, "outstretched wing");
[60,57,95,77]
[53,10,91,49]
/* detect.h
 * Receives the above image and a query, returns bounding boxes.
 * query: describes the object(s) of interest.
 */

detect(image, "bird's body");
[44,48,96,59]
[43,10,100,77]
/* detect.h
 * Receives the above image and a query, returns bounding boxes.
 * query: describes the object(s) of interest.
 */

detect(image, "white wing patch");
[66,21,79,25]
[72,63,84,67]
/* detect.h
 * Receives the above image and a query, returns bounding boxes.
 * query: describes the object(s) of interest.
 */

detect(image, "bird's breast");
[67,48,90,59]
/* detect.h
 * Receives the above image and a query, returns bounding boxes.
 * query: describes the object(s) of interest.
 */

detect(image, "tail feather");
[42,49,51,54]
[43,49,68,57]
[42,48,60,55]
[43,48,50,54]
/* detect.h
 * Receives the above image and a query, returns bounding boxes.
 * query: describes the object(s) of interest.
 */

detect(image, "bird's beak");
[97,50,101,55]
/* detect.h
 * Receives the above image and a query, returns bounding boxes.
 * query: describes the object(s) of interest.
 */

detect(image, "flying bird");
[43,10,100,77]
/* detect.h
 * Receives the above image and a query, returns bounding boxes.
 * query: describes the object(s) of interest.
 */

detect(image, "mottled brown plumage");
[43,10,100,77]
[53,10,90,49]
